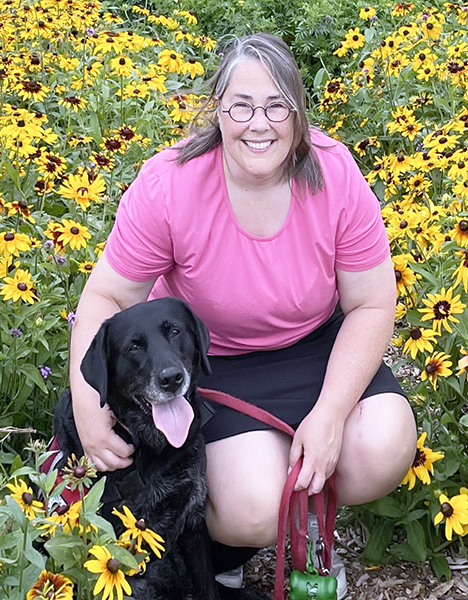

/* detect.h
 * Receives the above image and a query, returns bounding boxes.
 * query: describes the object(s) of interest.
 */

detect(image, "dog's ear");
[187,309,211,376]
[80,321,110,407]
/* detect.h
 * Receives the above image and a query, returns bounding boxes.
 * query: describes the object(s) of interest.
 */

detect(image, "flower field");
[1,0,468,597]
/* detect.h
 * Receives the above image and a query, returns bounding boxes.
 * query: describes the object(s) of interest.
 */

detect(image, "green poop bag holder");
[197,388,338,600]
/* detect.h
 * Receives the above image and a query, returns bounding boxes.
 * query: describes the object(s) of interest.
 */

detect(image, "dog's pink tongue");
[151,396,194,448]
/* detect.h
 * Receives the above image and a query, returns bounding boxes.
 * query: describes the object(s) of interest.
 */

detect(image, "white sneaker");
[308,513,348,599]
[215,565,244,589]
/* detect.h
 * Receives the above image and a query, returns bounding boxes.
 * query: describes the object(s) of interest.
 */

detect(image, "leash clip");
[315,537,330,576]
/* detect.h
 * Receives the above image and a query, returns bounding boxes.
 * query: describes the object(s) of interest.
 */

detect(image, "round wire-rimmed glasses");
[221,101,296,123]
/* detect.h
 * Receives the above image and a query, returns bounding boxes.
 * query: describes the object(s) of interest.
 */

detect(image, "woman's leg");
[205,392,416,546]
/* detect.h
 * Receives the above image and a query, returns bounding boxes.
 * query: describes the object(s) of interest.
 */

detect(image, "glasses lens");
[229,103,254,122]
[265,102,290,122]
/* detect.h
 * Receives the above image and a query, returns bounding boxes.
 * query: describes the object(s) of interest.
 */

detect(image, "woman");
[70,33,417,598]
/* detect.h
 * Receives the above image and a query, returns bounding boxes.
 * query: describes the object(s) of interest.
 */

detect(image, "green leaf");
[405,520,427,562]
[361,496,404,518]
[430,554,452,581]
[82,476,106,516]
[17,363,48,394]
[362,519,394,563]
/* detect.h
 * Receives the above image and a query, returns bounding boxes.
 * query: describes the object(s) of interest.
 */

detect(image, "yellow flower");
[450,219,468,247]
[419,287,466,333]
[158,49,184,73]
[84,545,132,600]
[57,219,91,251]
[41,501,82,535]
[27,570,73,600]
[58,171,106,210]
[343,27,365,50]
[421,351,453,389]
[6,479,43,518]
[1,269,38,304]
[434,493,468,540]
[403,327,438,359]
[112,505,165,557]
[359,6,376,20]
[78,260,96,274]
[401,432,444,489]
[392,255,419,296]
[181,58,204,79]
[16,79,49,102]
[110,55,135,77]
[0,230,32,257]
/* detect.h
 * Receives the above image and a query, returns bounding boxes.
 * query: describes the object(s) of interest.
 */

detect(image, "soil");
[243,524,468,600]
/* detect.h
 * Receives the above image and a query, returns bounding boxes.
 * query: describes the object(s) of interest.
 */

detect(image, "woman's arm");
[289,255,396,493]
[70,254,156,471]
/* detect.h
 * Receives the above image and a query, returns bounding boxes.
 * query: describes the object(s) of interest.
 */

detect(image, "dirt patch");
[243,525,468,599]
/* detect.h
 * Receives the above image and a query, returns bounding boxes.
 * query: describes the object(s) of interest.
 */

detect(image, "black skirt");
[197,305,405,444]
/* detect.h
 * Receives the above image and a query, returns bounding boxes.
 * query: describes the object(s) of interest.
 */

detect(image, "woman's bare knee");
[205,430,290,546]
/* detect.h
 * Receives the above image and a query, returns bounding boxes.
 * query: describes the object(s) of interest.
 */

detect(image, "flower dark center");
[394,270,402,281]
[441,502,453,517]
[107,558,120,573]
[439,137,447,144]
[77,187,88,194]
[74,465,87,478]
[413,447,426,467]
[459,220,468,231]
[399,220,408,228]
[22,492,33,504]
[70,227,79,235]
[4,232,15,241]
[85,264,93,271]
[425,363,437,374]
[410,328,422,339]
[433,300,451,319]
[56,504,70,516]
[136,518,146,530]
[17,283,28,291]
[119,58,126,65]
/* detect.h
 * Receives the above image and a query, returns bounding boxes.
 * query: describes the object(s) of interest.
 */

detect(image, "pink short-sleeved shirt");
[105,130,390,355]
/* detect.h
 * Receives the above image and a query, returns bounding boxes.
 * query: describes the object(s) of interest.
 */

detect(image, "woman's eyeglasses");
[221,101,296,123]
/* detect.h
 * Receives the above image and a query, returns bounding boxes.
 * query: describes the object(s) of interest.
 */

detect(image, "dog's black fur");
[54,298,267,600]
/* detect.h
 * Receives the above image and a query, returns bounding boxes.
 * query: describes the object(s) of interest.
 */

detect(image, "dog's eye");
[169,327,180,338]
[127,339,145,352]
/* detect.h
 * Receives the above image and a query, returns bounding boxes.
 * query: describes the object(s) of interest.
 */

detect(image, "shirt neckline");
[216,144,296,242]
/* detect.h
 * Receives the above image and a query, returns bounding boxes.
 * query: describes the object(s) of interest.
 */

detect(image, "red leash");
[198,387,337,600]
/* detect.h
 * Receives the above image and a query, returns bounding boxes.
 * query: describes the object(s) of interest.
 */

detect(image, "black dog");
[55,298,268,600]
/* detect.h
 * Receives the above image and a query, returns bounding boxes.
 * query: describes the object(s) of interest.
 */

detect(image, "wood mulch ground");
[243,524,468,599]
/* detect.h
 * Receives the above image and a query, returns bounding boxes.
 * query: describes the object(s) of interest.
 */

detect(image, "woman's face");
[218,59,295,186]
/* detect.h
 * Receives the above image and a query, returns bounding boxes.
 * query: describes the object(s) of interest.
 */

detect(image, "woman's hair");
[175,33,323,194]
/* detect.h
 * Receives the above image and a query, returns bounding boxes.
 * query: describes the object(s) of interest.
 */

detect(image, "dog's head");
[81,297,211,449]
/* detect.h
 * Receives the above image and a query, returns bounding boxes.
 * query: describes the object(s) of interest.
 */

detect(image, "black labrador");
[54,298,267,600]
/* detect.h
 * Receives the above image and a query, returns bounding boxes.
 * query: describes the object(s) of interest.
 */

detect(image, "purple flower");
[44,240,54,249]
[11,328,22,338]
[39,365,52,380]
[66,312,76,324]
[370,14,378,22]
[85,27,96,36]
[55,255,66,265]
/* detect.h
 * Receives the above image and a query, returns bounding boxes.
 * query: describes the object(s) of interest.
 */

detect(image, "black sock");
[211,541,259,575]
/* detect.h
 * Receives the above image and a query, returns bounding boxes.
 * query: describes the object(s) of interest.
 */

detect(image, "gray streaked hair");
[174,33,324,194]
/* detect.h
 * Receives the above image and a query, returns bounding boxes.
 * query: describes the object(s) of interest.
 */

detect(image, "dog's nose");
[158,367,185,393]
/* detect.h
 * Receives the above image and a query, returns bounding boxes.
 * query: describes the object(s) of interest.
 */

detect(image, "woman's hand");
[73,394,134,472]
[289,403,346,495]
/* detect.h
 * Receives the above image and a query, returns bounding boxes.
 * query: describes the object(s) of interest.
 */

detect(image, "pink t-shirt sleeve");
[332,144,389,271]
[105,157,174,281]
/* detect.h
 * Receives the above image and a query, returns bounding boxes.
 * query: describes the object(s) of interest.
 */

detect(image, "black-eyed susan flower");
[401,432,444,489]
[392,255,420,296]
[41,501,82,535]
[4,199,35,223]
[112,505,165,557]
[62,453,97,489]
[420,287,466,333]
[16,79,49,102]
[421,351,453,389]
[26,570,73,600]
[458,348,468,375]
[450,219,468,247]
[1,269,38,304]
[359,6,376,20]
[110,55,135,77]
[177,9,198,25]
[6,479,43,518]
[84,545,132,600]
[58,171,105,210]
[434,492,468,540]
[158,49,184,73]
[181,58,204,79]
[343,27,365,50]
[0,230,31,256]
[78,260,96,274]
[57,96,87,112]
[392,2,415,16]
[403,327,438,359]
[57,219,91,251]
